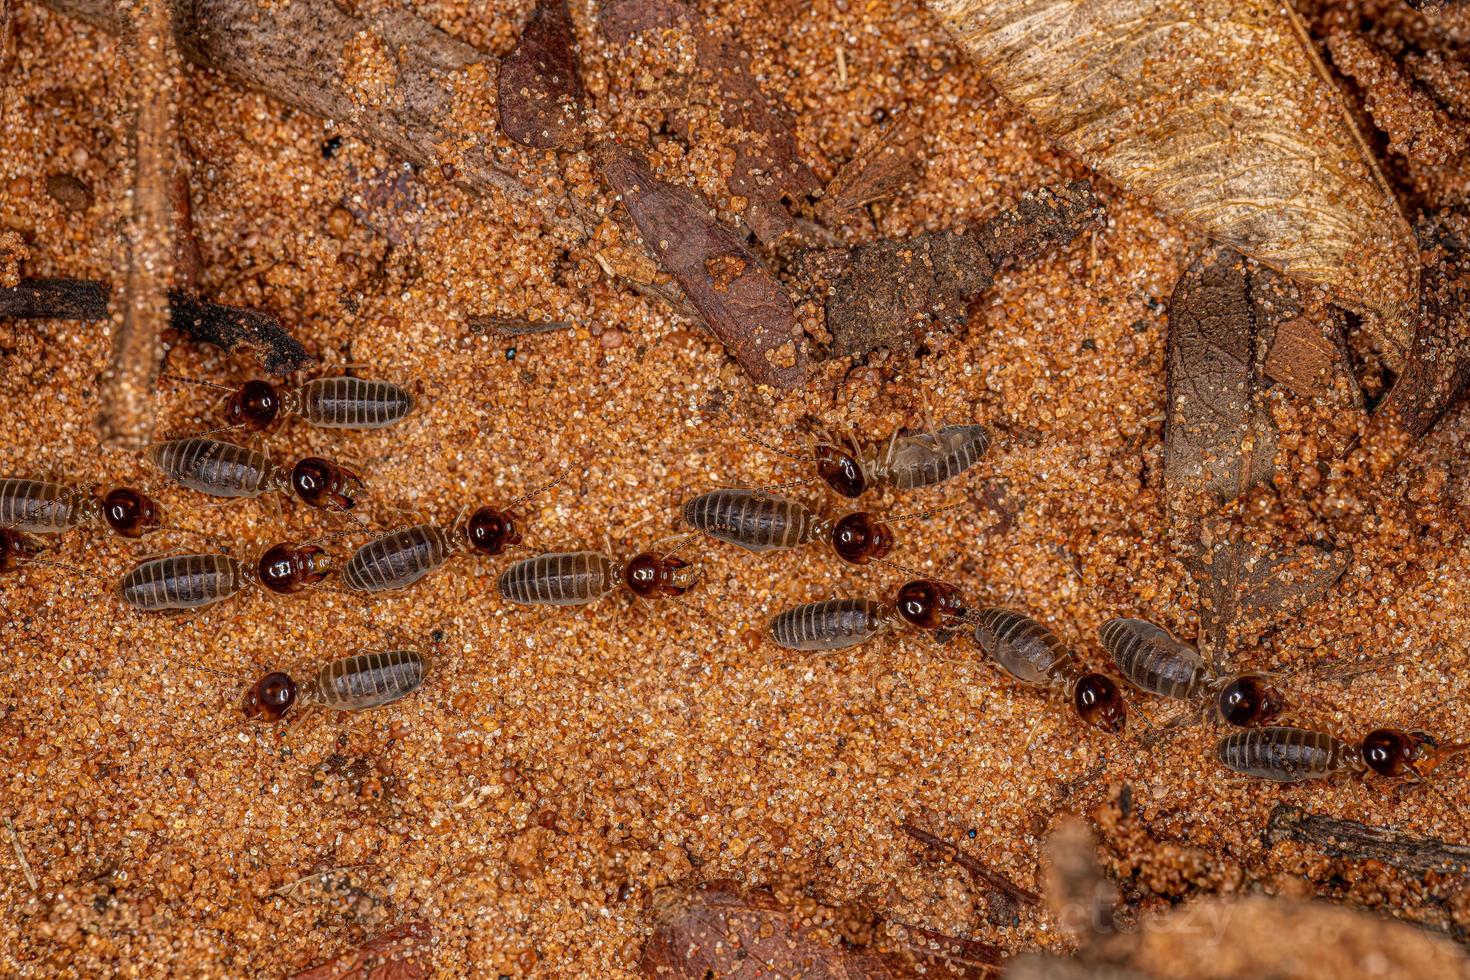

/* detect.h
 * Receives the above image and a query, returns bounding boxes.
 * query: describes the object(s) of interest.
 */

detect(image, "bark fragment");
[602,150,806,388]
[1266,804,1470,875]
[497,0,583,150]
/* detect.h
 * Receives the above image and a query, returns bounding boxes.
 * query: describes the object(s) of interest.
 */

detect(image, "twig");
[898,820,1041,906]
[1266,804,1470,875]
[466,315,573,337]
[1,278,314,374]
[5,817,38,892]
[100,0,178,449]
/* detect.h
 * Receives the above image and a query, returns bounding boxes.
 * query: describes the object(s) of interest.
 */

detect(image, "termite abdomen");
[341,524,453,593]
[0,479,78,532]
[147,438,274,498]
[497,551,618,606]
[120,554,249,611]
[296,377,414,430]
[1100,617,1206,702]
[972,608,1069,686]
[682,490,817,554]
[1215,727,1360,782]
[882,425,990,491]
[308,649,428,711]
[768,598,889,651]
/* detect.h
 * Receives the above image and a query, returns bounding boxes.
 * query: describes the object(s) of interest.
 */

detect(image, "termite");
[971,608,1129,733]
[682,489,961,566]
[1100,618,1285,727]
[750,424,989,499]
[146,437,363,512]
[341,477,562,593]
[1215,726,1468,783]
[241,649,429,721]
[0,479,175,538]
[496,540,699,607]
[119,540,333,612]
[765,579,969,652]
[163,374,414,431]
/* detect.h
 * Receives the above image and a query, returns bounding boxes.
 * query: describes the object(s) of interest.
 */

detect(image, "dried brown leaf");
[497,0,584,150]
[602,150,807,388]
[926,0,1420,352]
[1164,248,1355,663]
[292,921,433,980]
[639,880,999,978]
[818,121,925,225]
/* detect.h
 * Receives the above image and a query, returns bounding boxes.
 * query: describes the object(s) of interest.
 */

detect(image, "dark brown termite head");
[0,529,43,573]
[1074,672,1127,733]
[895,579,966,630]
[289,457,364,511]
[1214,674,1287,727]
[242,671,298,722]
[622,552,697,598]
[1361,728,1433,777]
[829,511,894,564]
[257,542,333,595]
[225,379,283,431]
[815,443,867,498]
[100,486,162,538]
[464,506,523,557]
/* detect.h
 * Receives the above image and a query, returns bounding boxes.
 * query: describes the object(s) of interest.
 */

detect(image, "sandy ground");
[1,0,1467,975]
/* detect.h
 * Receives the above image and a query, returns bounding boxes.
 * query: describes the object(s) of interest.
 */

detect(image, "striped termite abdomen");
[768,598,890,651]
[341,523,454,593]
[497,551,618,606]
[304,649,428,711]
[293,377,414,430]
[972,608,1073,687]
[1100,618,1207,702]
[880,425,990,492]
[119,554,249,611]
[1215,727,1363,782]
[0,479,81,533]
[147,438,275,498]
[682,490,818,554]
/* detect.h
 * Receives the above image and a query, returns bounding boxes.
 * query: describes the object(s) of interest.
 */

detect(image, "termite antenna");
[158,373,237,393]
[728,477,817,494]
[872,554,923,577]
[656,533,699,562]
[882,501,971,526]
[507,470,569,510]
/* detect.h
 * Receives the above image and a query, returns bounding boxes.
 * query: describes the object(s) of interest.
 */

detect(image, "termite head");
[100,487,162,538]
[225,380,283,431]
[815,443,867,498]
[464,506,523,557]
[0,529,43,573]
[290,457,363,511]
[1074,672,1127,733]
[895,579,966,630]
[257,542,333,595]
[242,671,298,722]
[1214,674,1286,727]
[1361,728,1433,777]
[622,552,697,598]
[829,512,894,564]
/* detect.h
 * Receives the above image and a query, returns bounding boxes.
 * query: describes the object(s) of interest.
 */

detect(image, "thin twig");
[899,820,1041,906]
[466,315,573,337]
[5,817,38,892]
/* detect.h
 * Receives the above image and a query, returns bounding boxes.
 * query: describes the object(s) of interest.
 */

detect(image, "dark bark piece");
[0,278,314,374]
[802,180,1102,357]
[600,0,820,246]
[639,880,999,978]
[1164,248,1355,665]
[292,921,433,980]
[497,0,583,150]
[818,121,925,225]
[898,821,1040,910]
[1266,804,1470,875]
[466,315,572,336]
[1376,209,1470,440]
[602,150,806,388]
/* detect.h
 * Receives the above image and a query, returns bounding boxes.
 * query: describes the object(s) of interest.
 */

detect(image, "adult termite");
[1100,617,1286,727]
[1215,726,1468,783]
[0,479,179,539]
[146,437,364,513]
[682,488,963,566]
[496,539,699,607]
[162,373,414,431]
[242,648,430,722]
[748,423,990,499]
[766,580,973,651]
[119,540,334,612]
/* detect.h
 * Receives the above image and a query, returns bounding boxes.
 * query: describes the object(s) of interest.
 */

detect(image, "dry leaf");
[925,0,1420,355]
[640,880,999,978]
[292,921,433,980]
[1164,248,1356,664]
[497,0,584,150]
[818,120,926,225]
